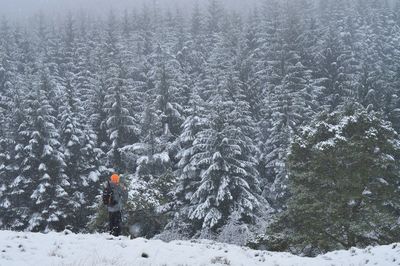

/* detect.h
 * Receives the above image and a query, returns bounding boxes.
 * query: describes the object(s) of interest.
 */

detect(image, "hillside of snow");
[0,231,399,266]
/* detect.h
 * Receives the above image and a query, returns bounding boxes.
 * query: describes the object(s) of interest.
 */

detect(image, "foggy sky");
[0,0,260,20]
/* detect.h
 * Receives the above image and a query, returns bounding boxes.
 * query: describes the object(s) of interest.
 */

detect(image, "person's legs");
[109,211,113,235]
[109,211,117,235]
[109,211,121,236]
[114,211,122,236]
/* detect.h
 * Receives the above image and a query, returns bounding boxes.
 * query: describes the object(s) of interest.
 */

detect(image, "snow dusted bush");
[217,212,252,246]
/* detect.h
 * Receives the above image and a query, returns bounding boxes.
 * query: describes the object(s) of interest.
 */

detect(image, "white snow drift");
[0,230,399,266]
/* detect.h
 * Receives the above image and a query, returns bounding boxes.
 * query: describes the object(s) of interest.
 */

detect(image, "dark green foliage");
[268,104,400,255]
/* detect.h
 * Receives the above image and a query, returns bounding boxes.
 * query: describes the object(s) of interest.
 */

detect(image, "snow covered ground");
[0,230,399,266]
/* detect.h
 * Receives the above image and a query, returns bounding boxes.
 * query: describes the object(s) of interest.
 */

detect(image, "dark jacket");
[105,182,128,213]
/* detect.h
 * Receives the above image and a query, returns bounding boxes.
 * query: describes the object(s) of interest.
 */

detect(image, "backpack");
[102,181,117,206]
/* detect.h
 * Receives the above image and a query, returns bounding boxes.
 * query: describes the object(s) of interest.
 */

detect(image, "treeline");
[0,0,400,255]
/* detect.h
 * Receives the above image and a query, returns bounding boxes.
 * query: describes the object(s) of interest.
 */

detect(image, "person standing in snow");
[103,173,128,236]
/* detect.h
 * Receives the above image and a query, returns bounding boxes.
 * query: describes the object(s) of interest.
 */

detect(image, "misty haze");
[0,0,260,19]
[0,0,400,265]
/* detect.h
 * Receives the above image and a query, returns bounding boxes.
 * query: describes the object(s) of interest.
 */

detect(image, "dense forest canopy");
[0,0,400,255]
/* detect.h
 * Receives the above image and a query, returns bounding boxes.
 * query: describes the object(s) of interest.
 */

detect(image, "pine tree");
[187,88,264,232]
[7,81,31,230]
[0,74,13,226]
[268,104,400,254]
[0,18,16,155]
[121,103,174,237]
[59,75,101,231]
[104,66,139,172]
[207,0,224,34]
[259,6,314,209]
[191,2,203,37]
[157,65,183,136]
[14,71,69,232]
[169,89,207,234]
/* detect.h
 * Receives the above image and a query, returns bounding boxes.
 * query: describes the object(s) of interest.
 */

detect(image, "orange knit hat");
[110,173,120,184]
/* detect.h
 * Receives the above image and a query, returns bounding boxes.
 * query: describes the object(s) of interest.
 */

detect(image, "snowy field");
[0,230,399,266]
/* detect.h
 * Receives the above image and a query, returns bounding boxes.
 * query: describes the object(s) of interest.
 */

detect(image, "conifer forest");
[0,0,400,255]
